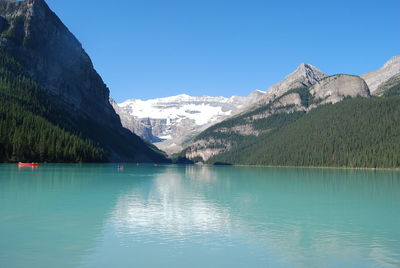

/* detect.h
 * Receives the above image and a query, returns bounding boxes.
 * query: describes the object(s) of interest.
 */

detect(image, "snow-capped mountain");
[113,90,265,154]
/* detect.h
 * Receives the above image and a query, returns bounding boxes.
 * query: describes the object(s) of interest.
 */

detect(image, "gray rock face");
[272,93,303,108]
[310,75,370,105]
[185,138,231,162]
[361,56,400,95]
[114,90,265,154]
[263,63,327,102]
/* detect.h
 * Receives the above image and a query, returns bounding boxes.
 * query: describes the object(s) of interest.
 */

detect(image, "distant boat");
[18,162,39,167]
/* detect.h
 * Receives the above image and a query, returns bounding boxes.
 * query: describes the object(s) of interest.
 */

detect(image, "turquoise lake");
[0,164,399,268]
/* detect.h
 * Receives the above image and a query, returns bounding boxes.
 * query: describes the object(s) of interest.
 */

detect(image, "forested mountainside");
[0,0,168,163]
[207,97,400,168]
[182,58,400,168]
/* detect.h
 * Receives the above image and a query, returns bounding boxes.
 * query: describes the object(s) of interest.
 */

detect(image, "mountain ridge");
[181,60,391,164]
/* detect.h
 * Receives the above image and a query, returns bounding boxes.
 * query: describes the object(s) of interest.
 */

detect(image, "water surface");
[0,164,399,267]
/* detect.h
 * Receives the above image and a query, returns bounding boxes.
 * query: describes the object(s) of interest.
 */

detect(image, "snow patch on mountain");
[119,94,243,126]
[115,90,265,154]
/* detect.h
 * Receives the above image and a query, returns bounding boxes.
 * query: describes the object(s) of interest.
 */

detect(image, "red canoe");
[18,162,39,167]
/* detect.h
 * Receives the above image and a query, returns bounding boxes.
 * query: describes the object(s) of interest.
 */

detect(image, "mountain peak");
[295,62,323,74]
[297,62,314,69]
[267,63,327,97]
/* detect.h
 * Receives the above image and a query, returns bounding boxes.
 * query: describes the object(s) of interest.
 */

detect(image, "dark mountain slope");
[0,53,105,162]
[0,0,168,162]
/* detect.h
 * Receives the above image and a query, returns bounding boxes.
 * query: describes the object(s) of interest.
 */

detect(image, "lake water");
[0,164,399,268]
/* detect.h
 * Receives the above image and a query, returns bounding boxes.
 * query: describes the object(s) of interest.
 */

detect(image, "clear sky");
[45,0,400,102]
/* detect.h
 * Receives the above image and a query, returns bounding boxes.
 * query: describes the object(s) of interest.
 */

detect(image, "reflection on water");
[112,167,232,241]
[1,164,400,268]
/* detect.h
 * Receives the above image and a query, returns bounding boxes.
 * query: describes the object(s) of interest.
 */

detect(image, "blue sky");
[46,0,400,102]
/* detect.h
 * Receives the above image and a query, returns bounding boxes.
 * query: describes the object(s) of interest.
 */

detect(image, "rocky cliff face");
[361,56,400,95]
[0,0,167,162]
[114,90,265,154]
[310,75,370,105]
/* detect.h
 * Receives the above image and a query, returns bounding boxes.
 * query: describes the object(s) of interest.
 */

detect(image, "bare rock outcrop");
[310,75,370,105]
[272,93,303,108]
[184,138,233,161]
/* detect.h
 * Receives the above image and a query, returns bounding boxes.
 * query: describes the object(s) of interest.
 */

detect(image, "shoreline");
[2,162,400,172]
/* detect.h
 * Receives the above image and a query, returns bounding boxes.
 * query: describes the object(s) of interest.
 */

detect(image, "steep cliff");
[0,0,168,162]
